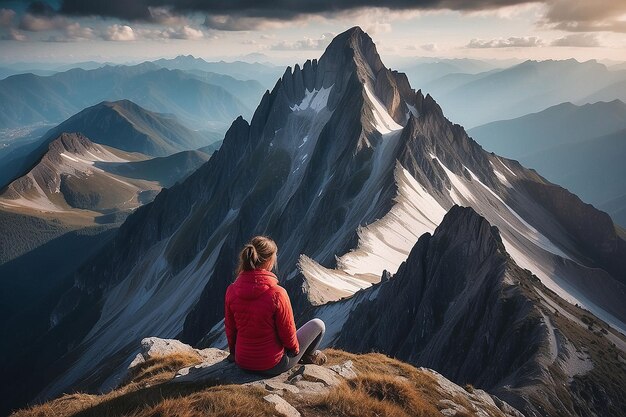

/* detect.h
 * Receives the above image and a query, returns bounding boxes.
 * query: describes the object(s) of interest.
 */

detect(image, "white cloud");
[467,36,544,48]
[137,25,205,40]
[364,21,392,35]
[1,28,26,41]
[162,26,204,40]
[421,43,438,52]
[19,13,66,32]
[104,24,136,41]
[551,33,601,47]
[66,23,95,40]
[270,32,335,50]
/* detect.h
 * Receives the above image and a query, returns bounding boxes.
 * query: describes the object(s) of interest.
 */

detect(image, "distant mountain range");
[0,99,217,188]
[411,59,626,128]
[0,62,259,131]
[398,59,501,90]
[0,132,210,263]
[152,55,284,88]
[469,100,626,226]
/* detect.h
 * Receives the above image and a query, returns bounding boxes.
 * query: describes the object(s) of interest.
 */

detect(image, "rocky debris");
[421,368,525,417]
[123,338,523,417]
[329,360,357,379]
[173,353,342,398]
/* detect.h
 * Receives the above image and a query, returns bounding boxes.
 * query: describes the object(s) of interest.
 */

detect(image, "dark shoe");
[300,350,327,366]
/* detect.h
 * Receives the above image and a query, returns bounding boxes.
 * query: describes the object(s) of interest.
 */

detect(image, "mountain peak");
[47,132,94,156]
[320,26,384,80]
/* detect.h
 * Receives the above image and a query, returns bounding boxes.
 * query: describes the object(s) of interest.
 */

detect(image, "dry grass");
[124,352,203,387]
[11,352,204,417]
[128,385,274,417]
[324,349,433,382]
[13,349,504,417]
[302,372,441,417]
[11,394,100,417]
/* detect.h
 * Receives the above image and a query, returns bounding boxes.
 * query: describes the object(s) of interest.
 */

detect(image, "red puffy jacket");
[224,269,299,371]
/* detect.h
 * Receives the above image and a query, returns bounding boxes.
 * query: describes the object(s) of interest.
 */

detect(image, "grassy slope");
[12,350,513,417]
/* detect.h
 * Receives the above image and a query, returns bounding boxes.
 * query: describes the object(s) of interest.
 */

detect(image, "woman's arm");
[274,288,299,354]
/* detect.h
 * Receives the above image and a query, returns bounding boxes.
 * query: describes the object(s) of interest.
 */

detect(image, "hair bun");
[236,236,278,274]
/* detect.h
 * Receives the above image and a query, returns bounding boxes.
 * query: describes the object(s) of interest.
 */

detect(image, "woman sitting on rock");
[225,236,326,375]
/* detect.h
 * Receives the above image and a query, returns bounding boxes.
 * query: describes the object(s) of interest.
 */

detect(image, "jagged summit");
[321,26,384,80]
[46,132,95,157]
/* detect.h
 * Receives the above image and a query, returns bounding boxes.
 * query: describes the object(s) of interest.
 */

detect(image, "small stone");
[330,360,357,379]
[438,400,470,416]
[293,380,329,395]
[141,337,197,360]
[263,394,301,417]
[128,353,145,369]
[297,365,340,386]
[195,348,229,366]
[264,380,300,394]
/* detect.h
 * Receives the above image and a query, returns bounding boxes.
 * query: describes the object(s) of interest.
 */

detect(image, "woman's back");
[225,269,298,371]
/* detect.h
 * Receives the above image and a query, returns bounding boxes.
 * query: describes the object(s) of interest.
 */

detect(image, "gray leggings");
[260,318,326,376]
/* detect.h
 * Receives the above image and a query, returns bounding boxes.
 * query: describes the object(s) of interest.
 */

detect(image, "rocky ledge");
[12,337,525,417]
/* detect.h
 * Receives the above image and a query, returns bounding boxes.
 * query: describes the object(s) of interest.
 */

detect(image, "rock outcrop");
[11,336,523,417]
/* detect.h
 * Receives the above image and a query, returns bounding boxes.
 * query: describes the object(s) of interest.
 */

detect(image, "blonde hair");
[236,236,278,275]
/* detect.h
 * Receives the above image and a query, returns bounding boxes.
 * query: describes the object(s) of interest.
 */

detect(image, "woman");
[224,236,327,376]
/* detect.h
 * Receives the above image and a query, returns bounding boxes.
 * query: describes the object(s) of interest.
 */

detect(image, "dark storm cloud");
[26,1,56,16]
[57,0,531,21]
[23,0,626,33]
[542,0,626,33]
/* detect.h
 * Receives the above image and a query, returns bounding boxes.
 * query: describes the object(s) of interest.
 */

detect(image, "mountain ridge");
[0,99,216,188]
[4,27,625,417]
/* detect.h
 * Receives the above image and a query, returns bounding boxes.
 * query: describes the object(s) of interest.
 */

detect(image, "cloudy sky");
[0,0,625,65]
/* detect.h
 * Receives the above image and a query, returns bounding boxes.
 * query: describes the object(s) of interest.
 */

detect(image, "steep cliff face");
[332,206,626,417]
[18,27,626,417]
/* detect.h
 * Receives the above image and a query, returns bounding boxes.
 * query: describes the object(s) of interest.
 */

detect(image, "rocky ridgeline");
[125,337,524,417]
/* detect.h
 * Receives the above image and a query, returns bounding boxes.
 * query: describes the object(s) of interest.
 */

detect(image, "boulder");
[128,337,200,369]
[264,394,301,417]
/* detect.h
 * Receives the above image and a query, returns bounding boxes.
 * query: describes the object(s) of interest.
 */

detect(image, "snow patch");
[290,86,333,113]
[336,165,447,278]
[300,255,372,295]
[493,170,512,188]
[364,85,403,134]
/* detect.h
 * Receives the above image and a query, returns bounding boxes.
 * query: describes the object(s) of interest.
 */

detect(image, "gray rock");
[196,347,229,365]
[263,380,301,394]
[263,394,301,417]
[292,380,329,395]
[292,364,340,387]
[330,360,357,379]
[128,337,199,369]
